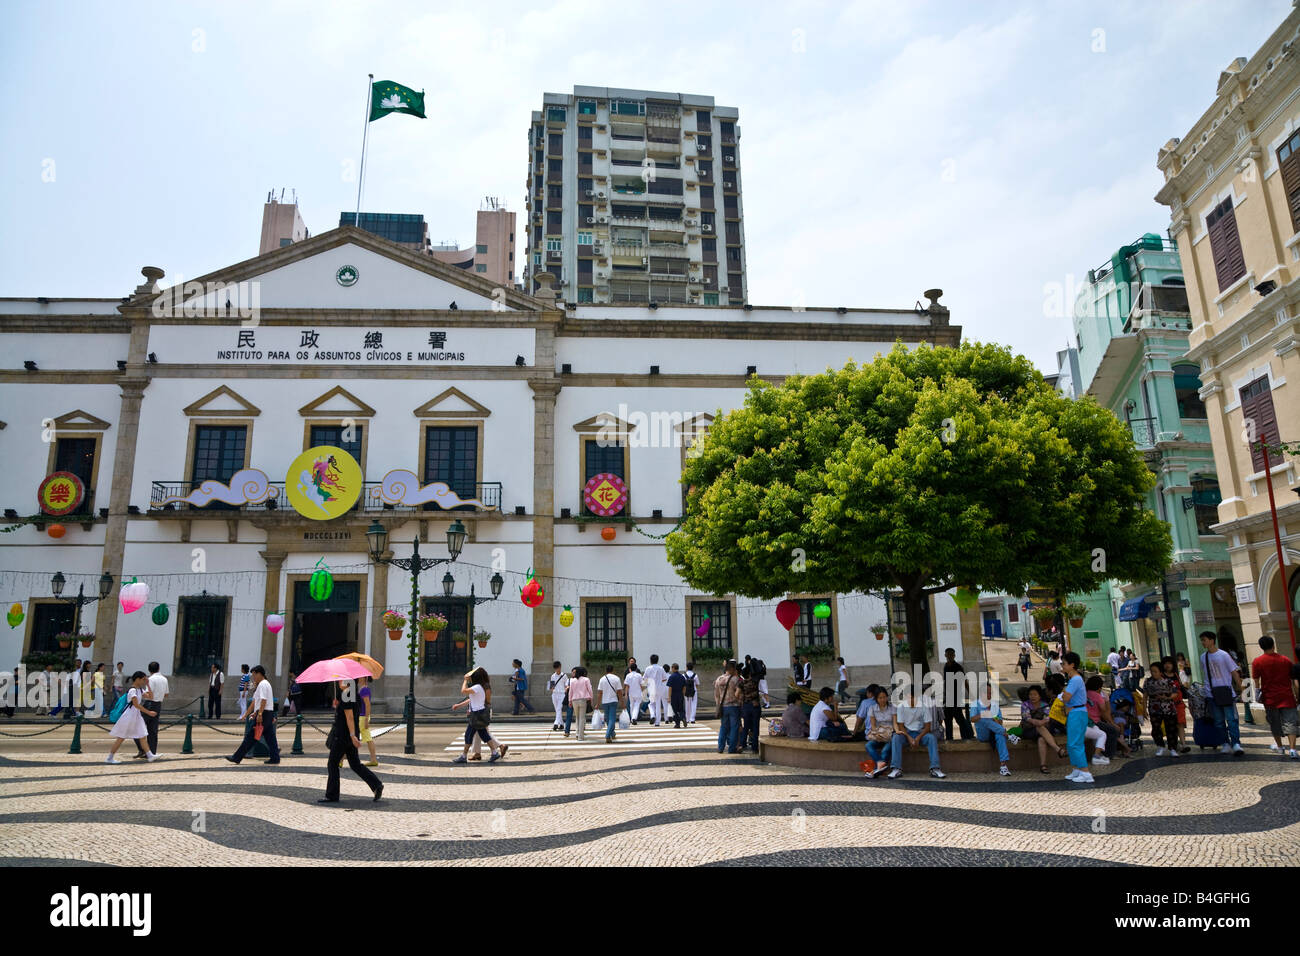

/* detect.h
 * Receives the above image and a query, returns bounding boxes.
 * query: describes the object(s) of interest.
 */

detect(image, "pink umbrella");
[295,657,373,684]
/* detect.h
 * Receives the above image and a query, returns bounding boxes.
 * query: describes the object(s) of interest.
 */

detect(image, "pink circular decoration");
[119,579,149,614]
[582,473,628,517]
[265,613,285,634]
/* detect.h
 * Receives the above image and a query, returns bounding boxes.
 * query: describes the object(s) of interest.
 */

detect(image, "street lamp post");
[51,571,113,713]
[442,573,505,670]
[366,520,466,755]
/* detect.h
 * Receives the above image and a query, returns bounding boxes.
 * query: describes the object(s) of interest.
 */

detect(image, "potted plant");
[417,611,447,642]
[1064,602,1088,628]
[77,632,95,649]
[871,623,888,640]
[382,610,407,641]
[474,628,491,649]
[55,631,73,649]
[1031,607,1058,627]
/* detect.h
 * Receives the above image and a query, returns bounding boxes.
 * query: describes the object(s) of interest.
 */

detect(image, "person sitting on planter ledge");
[888,689,947,779]
[809,686,851,742]
[970,679,1014,776]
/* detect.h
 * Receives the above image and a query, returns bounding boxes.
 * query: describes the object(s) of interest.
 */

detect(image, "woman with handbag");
[862,688,896,778]
[320,678,381,802]
[452,667,508,763]
[564,666,593,740]
[1058,653,1094,783]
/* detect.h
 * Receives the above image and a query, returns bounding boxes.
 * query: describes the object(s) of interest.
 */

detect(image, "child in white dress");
[106,672,158,763]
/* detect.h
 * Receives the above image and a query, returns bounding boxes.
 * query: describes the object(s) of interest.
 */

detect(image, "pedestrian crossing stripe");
[444,725,722,751]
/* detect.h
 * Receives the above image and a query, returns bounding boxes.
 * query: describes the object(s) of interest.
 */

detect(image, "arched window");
[1173,363,1206,419]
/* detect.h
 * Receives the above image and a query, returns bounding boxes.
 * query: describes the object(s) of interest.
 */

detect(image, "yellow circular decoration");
[285,446,363,520]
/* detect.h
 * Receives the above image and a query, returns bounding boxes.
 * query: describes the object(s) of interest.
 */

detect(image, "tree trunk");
[902,578,930,677]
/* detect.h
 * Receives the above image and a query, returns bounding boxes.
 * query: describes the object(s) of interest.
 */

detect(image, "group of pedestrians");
[542,656,703,742]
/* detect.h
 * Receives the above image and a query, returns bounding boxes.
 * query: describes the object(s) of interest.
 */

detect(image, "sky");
[0,0,1291,373]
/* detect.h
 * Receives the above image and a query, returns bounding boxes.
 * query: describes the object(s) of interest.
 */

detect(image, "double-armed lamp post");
[365,519,503,754]
[51,570,114,640]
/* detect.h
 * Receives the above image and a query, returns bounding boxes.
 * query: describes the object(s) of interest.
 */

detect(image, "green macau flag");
[370,80,426,121]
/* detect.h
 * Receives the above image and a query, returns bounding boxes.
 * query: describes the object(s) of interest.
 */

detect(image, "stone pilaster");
[96,339,150,663]
[260,551,285,673]
[528,311,561,686]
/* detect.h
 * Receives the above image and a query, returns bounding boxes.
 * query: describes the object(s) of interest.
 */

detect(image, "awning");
[1118,592,1158,622]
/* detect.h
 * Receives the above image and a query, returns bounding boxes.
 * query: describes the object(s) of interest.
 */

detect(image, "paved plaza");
[1,718,1298,866]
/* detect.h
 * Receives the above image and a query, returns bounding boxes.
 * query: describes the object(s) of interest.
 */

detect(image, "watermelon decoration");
[309,559,333,602]
[119,578,149,614]
[559,604,574,627]
[520,568,544,608]
[813,601,831,620]
[695,614,711,638]
[151,603,169,626]
[775,599,800,630]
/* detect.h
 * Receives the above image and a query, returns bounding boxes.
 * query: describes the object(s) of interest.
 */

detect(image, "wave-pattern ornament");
[370,469,489,509]
[157,469,274,508]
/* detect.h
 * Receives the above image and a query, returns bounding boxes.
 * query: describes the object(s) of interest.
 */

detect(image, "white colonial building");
[0,227,969,710]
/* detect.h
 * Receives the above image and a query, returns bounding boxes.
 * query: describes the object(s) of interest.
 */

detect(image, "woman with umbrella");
[451,667,508,763]
[296,657,382,803]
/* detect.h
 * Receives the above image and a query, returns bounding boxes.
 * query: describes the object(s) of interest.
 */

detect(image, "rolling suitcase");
[1192,715,1227,749]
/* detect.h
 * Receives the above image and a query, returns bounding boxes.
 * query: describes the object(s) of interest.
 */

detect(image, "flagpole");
[354,73,373,229]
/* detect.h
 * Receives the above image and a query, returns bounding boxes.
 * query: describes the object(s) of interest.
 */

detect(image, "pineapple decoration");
[519,568,545,609]
[559,604,574,627]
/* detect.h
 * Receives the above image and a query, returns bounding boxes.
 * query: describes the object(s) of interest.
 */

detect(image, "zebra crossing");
[444,720,721,752]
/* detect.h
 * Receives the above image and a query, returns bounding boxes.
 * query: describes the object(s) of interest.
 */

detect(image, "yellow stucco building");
[1155,9,1300,659]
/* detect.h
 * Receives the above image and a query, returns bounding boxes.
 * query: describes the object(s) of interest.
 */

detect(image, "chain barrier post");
[68,712,83,755]
[181,714,194,754]
[292,714,304,755]
[198,696,205,720]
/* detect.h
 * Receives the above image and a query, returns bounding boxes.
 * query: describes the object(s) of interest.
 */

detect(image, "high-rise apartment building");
[524,87,747,306]
[428,199,516,286]
[259,193,309,254]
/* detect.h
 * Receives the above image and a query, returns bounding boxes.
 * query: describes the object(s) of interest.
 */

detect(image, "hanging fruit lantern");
[695,614,711,638]
[520,567,544,608]
[813,601,832,620]
[953,586,979,611]
[559,605,574,627]
[775,599,800,630]
[309,559,334,602]
[266,613,285,634]
[601,526,616,541]
[151,603,169,626]
[7,603,23,629]
[119,577,149,614]
[47,524,66,539]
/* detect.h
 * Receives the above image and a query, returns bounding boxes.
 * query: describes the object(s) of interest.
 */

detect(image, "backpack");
[683,672,696,697]
[751,658,767,680]
[109,691,131,722]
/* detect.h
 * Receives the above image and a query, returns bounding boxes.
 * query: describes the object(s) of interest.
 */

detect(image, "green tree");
[666,342,1171,672]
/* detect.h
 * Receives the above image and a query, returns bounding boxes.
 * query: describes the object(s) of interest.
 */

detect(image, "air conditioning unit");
[585,189,595,197]
[724,154,735,163]
[598,215,609,223]
[685,219,697,226]
[724,181,735,189]
[585,217,595,224]
[592,243,603,253]
[641,257,649,265]
[597,191,607,199]
[689,273,701,282]
[702,224,714,233]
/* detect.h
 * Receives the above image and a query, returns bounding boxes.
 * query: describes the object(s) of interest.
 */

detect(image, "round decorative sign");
[286,446,363,520]
[583,472,628,517]
[336,264,359,287]
[38,471,85,516]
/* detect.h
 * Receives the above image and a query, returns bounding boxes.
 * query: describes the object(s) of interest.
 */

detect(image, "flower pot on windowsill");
[387,629,404,641]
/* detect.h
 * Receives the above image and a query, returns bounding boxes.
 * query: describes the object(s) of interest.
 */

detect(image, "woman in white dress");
[624,664,644,725]
[106,672,158,763]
